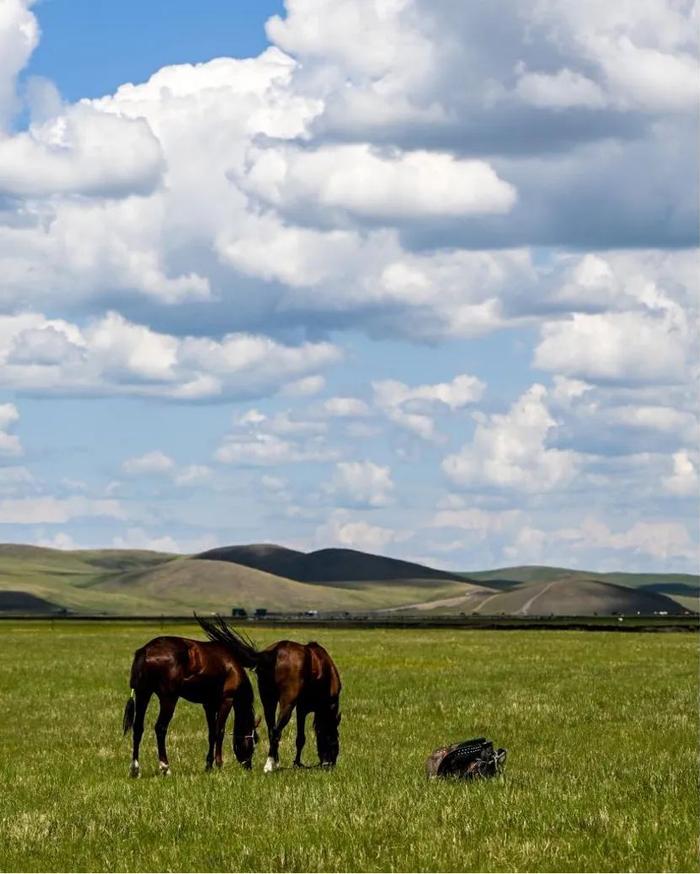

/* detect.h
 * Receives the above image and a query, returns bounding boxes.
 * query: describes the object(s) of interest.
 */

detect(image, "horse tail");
[194,613,260,668]
[123,647,146,735]
[123,691,135,735]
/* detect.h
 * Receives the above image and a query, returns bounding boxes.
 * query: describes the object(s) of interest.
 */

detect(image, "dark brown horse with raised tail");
[196,616,341,772]
[122,632,259,777]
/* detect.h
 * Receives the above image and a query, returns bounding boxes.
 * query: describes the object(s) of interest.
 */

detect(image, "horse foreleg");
[155,695,177,776]
[215,699,233,768]
[265,697,295,772]
[130,690,151,778]
[204,703,217,771]
[294,706,308,768]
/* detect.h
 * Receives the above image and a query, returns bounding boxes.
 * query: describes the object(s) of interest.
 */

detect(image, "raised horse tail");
[194,613,260,669]
[123,647,146,735]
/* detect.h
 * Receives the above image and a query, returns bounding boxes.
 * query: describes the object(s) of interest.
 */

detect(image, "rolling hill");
[467,577,686,616]
[464,565,700,611]
[0,543,474,615]
[93,556,475,613]
[196,544,466,583]
[0,542,696,616]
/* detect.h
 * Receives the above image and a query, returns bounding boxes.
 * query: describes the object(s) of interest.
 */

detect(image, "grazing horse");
[122,634,259,777]
[196,616,341,772]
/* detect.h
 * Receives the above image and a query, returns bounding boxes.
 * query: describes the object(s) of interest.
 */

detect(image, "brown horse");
[196,616,341,772]
[122,633,259,777]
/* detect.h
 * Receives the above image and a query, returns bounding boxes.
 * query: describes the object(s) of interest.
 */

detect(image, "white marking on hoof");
[263,756,278,773]
[159,762,171,776]
[130,759,140,778]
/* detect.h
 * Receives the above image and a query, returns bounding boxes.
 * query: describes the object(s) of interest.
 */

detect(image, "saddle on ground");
[426,737,507,779]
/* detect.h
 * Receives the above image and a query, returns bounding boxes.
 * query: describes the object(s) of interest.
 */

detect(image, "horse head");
[314,708,341,767]
[234,714,261,768]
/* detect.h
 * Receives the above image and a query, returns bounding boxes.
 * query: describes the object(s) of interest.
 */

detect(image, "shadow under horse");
[122,633,260,777]
[196,615,342,772]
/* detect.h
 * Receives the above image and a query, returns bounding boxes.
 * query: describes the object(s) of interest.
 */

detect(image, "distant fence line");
[0,613,697,632]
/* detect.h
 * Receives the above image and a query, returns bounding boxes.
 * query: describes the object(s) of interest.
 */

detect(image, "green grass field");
[0,622,697,872]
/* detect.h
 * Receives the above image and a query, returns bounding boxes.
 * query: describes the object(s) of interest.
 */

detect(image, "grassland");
[0,621,697,872]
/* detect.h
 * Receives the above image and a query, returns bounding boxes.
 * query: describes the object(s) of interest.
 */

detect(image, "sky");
[0,0,697,571]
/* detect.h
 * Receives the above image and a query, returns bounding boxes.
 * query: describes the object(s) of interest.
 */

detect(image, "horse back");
[132,636,249,697]
[258,640,340,704]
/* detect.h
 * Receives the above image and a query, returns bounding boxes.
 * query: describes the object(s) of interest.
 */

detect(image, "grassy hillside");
[381,578,690,617]
[93,557,476,613]
[0,544,697,615]
[0,545,474,615]
[465,565,699,610]
[468,577,686,616]
[0,545,178,614]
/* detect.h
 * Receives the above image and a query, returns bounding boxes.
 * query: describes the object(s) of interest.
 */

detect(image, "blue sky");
[22,0,284,101]
[0,0,697,571]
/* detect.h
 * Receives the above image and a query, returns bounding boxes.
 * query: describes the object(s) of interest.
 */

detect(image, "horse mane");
[194,613,260,668]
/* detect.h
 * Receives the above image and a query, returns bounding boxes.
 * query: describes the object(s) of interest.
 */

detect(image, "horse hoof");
[263,757,278,773]
[129,760,140,778]
[159,763,171,777]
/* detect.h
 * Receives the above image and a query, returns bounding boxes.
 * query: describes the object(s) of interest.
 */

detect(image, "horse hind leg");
[265,697,295,773]
[155,695,177,776]
[130,690,151,778]
[294,706,308,768]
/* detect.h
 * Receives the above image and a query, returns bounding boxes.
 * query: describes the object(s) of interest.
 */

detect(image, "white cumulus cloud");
[662,450,698,497]
[0,403,22,456]
[0,103,163,198]
[443,384,580,491]
[373,373,485,441]
[328,460,394,507]
[322,397,371,418]
[316,511,408,553]
[0,495,125,524]
[0,312,340,400]
[240,143,516,220]
[534,312,689,384]
[122,451,175,476]
[0,0,39,127]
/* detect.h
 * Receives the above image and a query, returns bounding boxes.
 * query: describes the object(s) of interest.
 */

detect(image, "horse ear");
[255,715,262,728]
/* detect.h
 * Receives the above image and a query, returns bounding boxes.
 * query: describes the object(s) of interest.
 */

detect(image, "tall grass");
[0,622,696,872]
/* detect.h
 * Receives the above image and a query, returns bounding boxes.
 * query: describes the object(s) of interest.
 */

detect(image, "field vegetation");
[0,621,697,872]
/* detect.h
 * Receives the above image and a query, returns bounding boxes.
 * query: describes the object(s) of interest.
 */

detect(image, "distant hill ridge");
[195,543,467,584]
[0,542,696,615]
